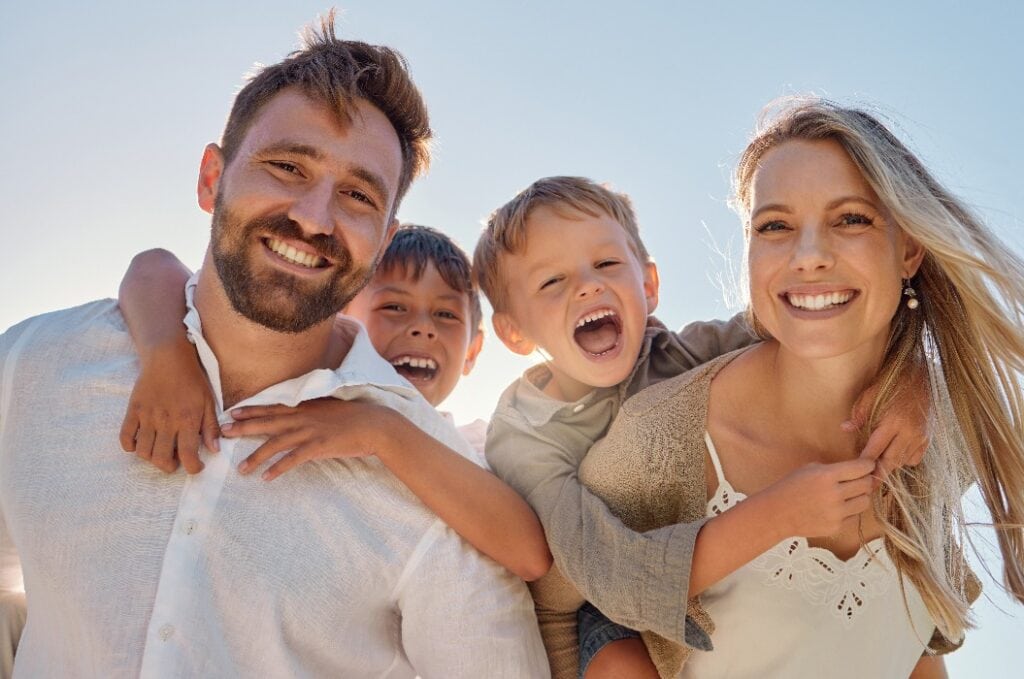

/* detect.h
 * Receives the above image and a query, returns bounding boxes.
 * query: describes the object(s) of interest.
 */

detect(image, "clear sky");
[2,1,1022,674]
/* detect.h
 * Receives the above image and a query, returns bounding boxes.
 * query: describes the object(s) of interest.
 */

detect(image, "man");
[0,14,547,678]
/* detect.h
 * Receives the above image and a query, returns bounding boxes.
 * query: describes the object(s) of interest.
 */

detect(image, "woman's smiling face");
[746,138,924,362]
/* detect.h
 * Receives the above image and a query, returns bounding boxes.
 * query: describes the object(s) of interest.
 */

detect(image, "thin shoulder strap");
[703,431,728,486]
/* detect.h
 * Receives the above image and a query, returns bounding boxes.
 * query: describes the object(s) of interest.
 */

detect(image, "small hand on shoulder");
[119,335,220,474]
[224,398,402,481]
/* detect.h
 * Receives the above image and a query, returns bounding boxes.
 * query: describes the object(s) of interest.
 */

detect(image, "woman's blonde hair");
[732,97,1024,644]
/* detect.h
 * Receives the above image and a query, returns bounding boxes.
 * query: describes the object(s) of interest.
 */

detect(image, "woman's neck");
[760,341,884,456]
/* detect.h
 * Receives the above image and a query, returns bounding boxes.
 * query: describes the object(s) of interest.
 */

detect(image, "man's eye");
[344,189,374,206]
[269,161,302,175]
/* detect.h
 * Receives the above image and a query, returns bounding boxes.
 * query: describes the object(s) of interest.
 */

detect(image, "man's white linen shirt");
[0,276,548,678]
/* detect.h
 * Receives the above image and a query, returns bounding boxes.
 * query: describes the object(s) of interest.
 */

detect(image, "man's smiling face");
[199,88,403,333]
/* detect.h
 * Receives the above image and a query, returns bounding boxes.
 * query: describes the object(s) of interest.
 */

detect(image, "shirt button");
[183,519,198,535]
[572,403,585,413]
[159,624,175,641]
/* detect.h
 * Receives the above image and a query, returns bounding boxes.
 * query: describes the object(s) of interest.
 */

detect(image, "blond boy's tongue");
[574,317,619,355]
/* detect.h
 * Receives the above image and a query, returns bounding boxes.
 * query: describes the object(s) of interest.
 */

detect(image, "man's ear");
[643,260,660,315]
[492,312,535,356]
[461,329,485,376]
[197,143,225,214]
[901,233,926,279]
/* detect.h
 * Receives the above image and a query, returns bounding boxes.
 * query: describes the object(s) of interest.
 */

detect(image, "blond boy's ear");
[643,261,661,315]
[461,329,485,376]
[492,312,536,356]
[197,143,224,214]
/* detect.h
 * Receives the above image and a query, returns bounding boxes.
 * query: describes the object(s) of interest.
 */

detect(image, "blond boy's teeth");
[786,291,854,311]
[267,238,325,268]
[576,308,615,328]
[391,356,438,370]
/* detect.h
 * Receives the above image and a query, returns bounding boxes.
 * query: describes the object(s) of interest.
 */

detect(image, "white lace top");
[681,432,936,678]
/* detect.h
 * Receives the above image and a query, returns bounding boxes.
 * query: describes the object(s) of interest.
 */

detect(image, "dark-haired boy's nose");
[407,314,437,340]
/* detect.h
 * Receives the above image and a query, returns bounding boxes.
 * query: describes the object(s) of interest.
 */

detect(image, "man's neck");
[193,266,350,409]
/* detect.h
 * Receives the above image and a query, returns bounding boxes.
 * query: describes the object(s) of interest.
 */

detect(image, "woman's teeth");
[786,291,854,311]
[267,238,325,268]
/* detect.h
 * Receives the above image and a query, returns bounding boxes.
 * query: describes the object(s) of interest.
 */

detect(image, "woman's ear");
[492,312,536,356]
[901,233,926,279]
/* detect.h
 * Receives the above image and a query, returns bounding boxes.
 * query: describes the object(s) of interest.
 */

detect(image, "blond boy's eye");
[596,259,619,268]
[539,276,562,290]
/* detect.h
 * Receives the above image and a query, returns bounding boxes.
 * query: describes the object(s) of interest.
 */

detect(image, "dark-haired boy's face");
[199,89,402,332]
[345,263,482,407]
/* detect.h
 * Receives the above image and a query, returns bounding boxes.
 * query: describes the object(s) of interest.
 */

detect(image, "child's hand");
[844,363,931,480]
[224,398,399,481]
[766,458,876,538]
[119,337,220,474]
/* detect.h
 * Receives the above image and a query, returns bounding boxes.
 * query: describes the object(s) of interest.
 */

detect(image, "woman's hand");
[119,336,220,474]
[224,398,399,480]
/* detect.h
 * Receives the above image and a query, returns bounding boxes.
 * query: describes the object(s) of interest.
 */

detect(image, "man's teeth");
[391,356,438,370]
[267,238,325,269]
[787,291,854,311]
[576,309,616,328]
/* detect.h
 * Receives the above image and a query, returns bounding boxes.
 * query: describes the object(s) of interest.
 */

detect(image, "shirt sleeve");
[396,520,550,679]
[486,410,712,651]
[0,323,27,600]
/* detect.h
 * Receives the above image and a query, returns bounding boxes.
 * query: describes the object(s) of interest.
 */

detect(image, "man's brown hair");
[220,10,431,212]
[473,176,651,313]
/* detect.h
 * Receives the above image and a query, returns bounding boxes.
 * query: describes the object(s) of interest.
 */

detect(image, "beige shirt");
[0,280,548,678]
[486,316,754,678]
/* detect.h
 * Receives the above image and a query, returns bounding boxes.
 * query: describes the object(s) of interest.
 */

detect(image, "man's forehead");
[235,89,402,185]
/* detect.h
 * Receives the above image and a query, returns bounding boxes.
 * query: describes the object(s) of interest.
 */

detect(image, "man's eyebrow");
[256,142,324,160]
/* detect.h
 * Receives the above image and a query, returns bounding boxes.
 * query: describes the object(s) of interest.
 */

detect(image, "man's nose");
[287,180,336,237]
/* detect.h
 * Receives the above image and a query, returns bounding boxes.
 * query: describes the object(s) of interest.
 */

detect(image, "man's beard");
[210,200,377,333]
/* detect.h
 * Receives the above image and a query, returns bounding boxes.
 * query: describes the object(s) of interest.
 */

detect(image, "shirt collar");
[183,273,419,416]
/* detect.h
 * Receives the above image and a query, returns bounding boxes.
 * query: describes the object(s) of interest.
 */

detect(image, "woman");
[577,98,1024,677]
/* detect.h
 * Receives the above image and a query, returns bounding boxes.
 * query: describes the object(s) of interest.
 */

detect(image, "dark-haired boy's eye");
[379,303,405,313]
[436,310,462,322]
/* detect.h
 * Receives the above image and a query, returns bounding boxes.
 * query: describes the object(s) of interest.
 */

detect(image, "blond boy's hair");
[473,176,651,313]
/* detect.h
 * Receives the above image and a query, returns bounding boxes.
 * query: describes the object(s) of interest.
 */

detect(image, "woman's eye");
[838,213,873,227]
[754,220,789,233]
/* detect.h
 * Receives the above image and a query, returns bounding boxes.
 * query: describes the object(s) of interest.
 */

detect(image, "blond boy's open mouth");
[574,308,623,357]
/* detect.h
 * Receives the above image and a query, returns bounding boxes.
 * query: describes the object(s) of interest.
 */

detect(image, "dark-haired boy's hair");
[219,10,431,214]
[378,224,483,335]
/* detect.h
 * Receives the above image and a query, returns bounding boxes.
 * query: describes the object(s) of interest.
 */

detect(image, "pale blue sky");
[2,1,1022,675]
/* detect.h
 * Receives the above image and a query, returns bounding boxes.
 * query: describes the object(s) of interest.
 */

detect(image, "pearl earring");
[902,279,919,310]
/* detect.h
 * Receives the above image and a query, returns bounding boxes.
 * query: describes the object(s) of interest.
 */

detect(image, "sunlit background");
[2,1,1021,675]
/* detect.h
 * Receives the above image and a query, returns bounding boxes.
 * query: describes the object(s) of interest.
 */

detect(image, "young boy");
[473,176,925,678]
